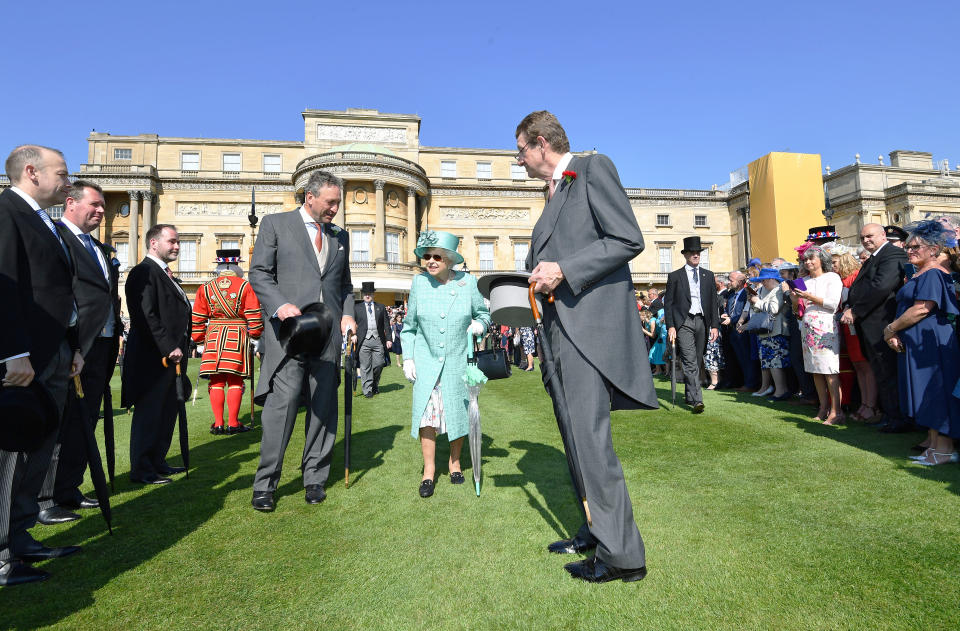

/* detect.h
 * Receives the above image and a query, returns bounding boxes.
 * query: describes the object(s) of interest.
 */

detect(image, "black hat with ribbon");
[278,302,335,357]
[0,379,59,452]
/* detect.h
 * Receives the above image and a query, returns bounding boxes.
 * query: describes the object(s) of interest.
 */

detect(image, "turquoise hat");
[414,230,464,265]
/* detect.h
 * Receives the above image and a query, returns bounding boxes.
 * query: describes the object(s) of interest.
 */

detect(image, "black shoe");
[564,556,647,583]
[450,472,465,485]
[770,392,793,402]
[18,540,82,562]
[692,402,705,414]
[419,479,435,498]
[880,422,911,434]
[252,491,275,512]
[373,386,380,395]
[0,561,49,586]
[37,506,81,525]
[57,493,98,510]
[158,465,186,475]
[226,424,252,435]
[210,424,225,435]
[364,392,374,399]
[304,484,326,504]
[130,474,172,485]
[548,535,597,555]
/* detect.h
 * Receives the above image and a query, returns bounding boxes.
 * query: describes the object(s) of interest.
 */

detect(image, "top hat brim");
[0,381,59,452]
[477,272,541,327]
[277,302,335,357]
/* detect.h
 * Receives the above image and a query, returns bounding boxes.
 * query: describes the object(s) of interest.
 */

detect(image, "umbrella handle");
[73,375,84,399]
[161,357,182,376]
[527,283,555,324]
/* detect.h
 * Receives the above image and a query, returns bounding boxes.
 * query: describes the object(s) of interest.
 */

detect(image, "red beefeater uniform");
[191,271,263,433]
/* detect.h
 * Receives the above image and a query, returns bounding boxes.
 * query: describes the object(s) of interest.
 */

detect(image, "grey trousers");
[358,336,384,395]
[676,314,706,405]
[253,356,338,493]
[548,318,646,569]
[0,341,72,563]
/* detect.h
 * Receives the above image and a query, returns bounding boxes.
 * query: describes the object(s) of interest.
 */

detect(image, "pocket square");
[338,245,344,251]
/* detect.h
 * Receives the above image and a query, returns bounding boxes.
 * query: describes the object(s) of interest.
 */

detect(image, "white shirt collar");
[299,205,321,226]
[872,241,888,256]
[146,253,169,271]
[685,264,699,272]
[9,186,42,211]
[551,153,574,182]
[60,216,85,236]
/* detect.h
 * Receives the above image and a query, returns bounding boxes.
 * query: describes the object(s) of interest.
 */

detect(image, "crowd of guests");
[644,222,960,467]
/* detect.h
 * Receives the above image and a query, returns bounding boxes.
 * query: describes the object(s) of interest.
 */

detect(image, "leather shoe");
[548,535,597,555]
[0,560,49,586]
[226,423,252,435]
[37,506,81,525]
[419,479,435,498]
[210,424,225,435]
[18,540,82,562]
[450,472,465,485]
[158,465,186,475]
[57,493,99,510]
[564,556,647,583]
[691,402,705,414]
[304,484,326,504]
[130,474,172,485]
[364,392,374,399]
[252,491,275,512]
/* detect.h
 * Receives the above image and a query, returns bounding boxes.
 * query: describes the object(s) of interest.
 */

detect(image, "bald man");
[841,223,908,431]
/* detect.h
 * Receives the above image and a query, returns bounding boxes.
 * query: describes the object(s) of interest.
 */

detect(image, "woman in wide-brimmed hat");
[739,268,791,400]
[400,230,491,497]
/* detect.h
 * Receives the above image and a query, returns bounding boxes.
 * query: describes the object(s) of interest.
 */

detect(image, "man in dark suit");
[352,282,391,398]
[121,224,192,485]
[841,223,908,432]
[249,171,355,511]
[520,110,655,583]
[34,181,123,525]
[722,271,757,391]
[647,287,663,314]
[0,145,85,586]
[664,236,720,413]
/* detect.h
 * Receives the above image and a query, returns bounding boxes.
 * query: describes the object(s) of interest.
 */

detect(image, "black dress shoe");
[37,506,81,525]
[18,540,82,562]
[547,535,597,555]
[158,465,186,475]
[304,484,326,504]
[252,491,275,512]
[226,424,252,435]
[210,424,225,435]
[564,556,647,583]
[450,472,465,484]
[0,561,49,586]
[692,402,705,414]
[364,392,374,399]
[130,474,172,485]
[419,479,435,498]
[76,495,99,510]
[57,493,99,510]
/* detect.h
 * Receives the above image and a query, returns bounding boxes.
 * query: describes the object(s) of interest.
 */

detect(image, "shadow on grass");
[491,439,583,539]
[0,428,262,630]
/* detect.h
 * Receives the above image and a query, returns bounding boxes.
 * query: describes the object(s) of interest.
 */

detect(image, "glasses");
[515,140,536,162]
[422,254,444,262]
[904,244,927,252]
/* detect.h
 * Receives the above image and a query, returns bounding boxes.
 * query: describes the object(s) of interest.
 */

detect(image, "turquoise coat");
[400,271,491,440]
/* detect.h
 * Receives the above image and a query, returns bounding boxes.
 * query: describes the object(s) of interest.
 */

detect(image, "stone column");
[406,186,417,262]
[140,192,153,256]
[335,180,346,229]
[127,190,140,264]
[374,179,386,261]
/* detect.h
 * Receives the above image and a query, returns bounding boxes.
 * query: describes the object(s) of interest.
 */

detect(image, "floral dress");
[519,327,536,354]
[800,272,842,374]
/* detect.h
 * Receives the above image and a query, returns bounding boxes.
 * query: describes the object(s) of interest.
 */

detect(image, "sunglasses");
[422,254,444,262]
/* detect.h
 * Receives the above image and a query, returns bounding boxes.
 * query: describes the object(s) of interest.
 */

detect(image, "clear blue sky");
[4,0,958,188]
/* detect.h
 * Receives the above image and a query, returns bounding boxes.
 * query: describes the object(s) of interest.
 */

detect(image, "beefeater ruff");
[191,272,263,377]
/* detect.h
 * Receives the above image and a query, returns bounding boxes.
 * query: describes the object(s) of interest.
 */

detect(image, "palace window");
[222,153,242,173]
[700,246,711,270]
[179,240,198,272]
[440,160,457,178]
[694,215,708,227]
[386,232,400,263]
[263,154,282,173]
[219,238,240,251]
[656,214,670,227]
[477,241,495,271]
[47,205,64,220]
[513,242,529,271]
[181,152,200,172]
[351,229,370,261]
[476,161,492,180]
[511,164,527,180]
[115,242,129,271]
[113,148,132,161]
[658,245,673,273]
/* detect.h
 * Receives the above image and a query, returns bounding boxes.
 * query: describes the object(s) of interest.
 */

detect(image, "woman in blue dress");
[883,221,960,466]
[648,308,667,375]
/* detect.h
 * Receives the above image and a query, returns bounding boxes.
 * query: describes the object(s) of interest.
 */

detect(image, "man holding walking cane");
[518,110,657,583]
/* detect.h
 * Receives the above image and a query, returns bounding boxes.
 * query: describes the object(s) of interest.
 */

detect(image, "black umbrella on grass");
[72,376,112,534]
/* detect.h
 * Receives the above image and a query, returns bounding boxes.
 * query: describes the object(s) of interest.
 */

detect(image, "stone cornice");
[302,109,421,124]
[430,186,544,199]
[295,154,429,195]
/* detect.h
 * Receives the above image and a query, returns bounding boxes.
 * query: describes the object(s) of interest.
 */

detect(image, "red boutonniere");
[562,170,576,184]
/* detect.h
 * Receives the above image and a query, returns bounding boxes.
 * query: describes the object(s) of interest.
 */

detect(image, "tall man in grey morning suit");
[520,111,657,583]
[664,236,720,413]
[249,171,356,511]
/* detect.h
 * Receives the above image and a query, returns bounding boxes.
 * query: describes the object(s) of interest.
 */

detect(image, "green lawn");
[4,362,960,630]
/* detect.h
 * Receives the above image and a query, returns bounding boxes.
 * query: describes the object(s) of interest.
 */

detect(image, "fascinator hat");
[414,230,464,265]
[904,220,951,248]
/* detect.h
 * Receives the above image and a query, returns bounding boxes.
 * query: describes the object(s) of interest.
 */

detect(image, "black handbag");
[471,345,511,380]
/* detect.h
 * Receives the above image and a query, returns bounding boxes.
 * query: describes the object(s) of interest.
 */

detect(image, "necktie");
[165,266,174,280]
[79,233,106,275]
[39,210,70,260]
[367,303,373,315]
[548,179,556,200]
[312,222,324,254]
[692,267,699,285]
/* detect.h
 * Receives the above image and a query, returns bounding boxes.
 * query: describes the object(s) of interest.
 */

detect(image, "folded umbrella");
[344,329,355,487]
[72,376,112,534]
[162,358,190,477]
[464,333,488,496]
[102,381,116,491]
[670,339,677,408]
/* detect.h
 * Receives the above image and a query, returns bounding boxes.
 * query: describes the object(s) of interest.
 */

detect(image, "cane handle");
[528,283,554,322]
[583,499,593,527]
[73,375,84,399]
[161,357,182,376]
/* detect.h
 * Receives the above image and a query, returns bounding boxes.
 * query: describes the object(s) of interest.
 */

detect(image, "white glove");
[467,320,485,337]
[251,339,261,354]
[403,359,417,383]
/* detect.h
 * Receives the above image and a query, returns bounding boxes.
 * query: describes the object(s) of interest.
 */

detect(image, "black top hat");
[884,225,908,242]
[0,380,59,452]
[278,302,335,357]
[360,281,376,294]
[806,226,837,241]
[681,236,704,253]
